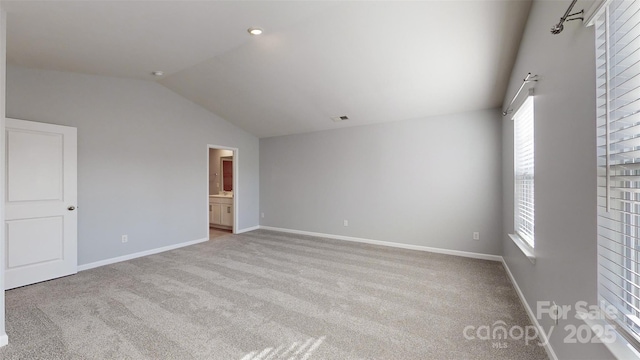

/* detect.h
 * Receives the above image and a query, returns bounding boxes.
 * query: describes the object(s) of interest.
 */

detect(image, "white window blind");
[514,97,535,248]
[596,0,640,346]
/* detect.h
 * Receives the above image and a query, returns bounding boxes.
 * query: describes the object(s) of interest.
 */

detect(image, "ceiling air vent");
[331,115,349,122]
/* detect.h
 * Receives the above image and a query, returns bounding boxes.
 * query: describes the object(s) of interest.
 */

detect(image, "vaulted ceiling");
[4,0,532,138]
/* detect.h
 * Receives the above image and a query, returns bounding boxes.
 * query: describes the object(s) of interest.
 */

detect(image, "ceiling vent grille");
[331,115,349,122]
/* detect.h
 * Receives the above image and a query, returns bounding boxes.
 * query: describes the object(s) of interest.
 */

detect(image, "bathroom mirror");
[221,157,233,191]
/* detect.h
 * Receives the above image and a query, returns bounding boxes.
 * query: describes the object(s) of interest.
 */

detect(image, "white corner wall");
[6,66,260,266]
[501,0,612,359]
[260,109,503,256]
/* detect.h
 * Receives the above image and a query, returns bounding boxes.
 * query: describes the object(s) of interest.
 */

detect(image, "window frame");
[509,96,536,262]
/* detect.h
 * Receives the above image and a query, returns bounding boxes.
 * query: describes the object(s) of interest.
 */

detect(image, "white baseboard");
[501,259,558,360]
[258,226,502,262]
[77,237,208,272]
[236,225,260,234]
[0,333,8,347]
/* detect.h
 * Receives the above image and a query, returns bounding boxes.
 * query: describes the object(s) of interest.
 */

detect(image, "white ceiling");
[4,0,532,138]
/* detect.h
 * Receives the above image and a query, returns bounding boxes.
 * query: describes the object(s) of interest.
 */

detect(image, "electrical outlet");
[121,235,128,243]
[473,232,480,240]
[343,220,349,227]
[261,212,265,218]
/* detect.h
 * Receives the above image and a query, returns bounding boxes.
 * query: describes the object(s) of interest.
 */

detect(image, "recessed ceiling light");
[152,71,164,76]
[247,27,263,36]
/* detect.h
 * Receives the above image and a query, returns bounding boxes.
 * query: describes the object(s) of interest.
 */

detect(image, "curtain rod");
[502,73,538,117]
[551,0,584,34]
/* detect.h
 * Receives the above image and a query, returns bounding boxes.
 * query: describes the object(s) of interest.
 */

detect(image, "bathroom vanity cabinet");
[210,196,233,228]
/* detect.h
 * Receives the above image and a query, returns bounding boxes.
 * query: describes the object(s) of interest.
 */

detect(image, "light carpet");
[0,230,548,359]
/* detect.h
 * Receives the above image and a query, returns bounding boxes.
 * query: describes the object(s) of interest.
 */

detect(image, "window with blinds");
[596,0,640,347]
[514,96,535,248]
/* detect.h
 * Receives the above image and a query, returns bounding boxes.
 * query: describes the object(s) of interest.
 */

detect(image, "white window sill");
[581,312,640,360]
[508,233,536,264]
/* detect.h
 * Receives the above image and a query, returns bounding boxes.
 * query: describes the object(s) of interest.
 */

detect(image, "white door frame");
[0,8,7,348]
[207,145,239,235]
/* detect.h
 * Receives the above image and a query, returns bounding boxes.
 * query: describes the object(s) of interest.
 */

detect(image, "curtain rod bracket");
[565,10,585,22]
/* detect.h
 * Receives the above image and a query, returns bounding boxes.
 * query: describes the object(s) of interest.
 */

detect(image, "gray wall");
[260,109,503,255]
[501,1,612,358]
[6,65,260,266]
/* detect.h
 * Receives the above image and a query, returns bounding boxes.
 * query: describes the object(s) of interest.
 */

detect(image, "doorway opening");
[207,145,238,240]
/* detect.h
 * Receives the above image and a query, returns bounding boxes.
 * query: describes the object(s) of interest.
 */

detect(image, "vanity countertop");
[210,194,233,199]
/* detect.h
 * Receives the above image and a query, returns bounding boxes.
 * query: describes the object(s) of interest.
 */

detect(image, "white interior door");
[4,118,77,289]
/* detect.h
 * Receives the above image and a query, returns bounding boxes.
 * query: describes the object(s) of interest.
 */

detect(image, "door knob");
[68,206,76,211]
